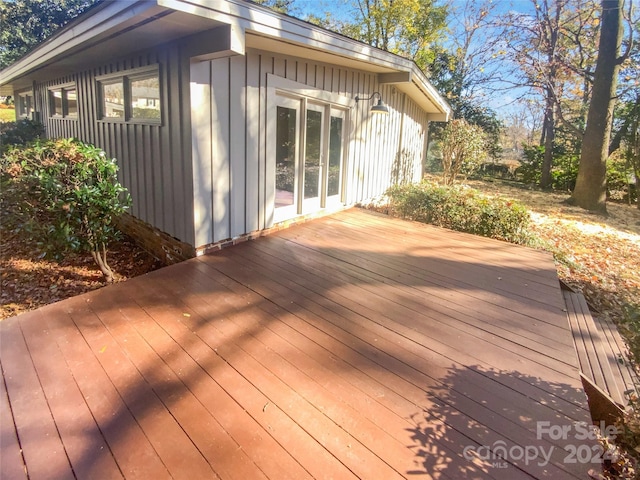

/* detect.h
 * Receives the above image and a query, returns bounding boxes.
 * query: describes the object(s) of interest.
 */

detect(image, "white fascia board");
[160,0,451,119]
[159,0,410,71]
[410,67,452,120]
[0,1,162,87]
[379,69,451,120]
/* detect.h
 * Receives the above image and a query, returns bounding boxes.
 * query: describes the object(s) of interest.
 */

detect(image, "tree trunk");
[568,0,622,213]
[91,245,115,283]
[540,95,555,189]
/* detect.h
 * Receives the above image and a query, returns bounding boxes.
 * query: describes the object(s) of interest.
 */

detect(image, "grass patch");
[0,108,16,123]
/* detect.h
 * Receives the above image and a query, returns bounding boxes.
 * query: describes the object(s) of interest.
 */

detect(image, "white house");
[0,0,451,262]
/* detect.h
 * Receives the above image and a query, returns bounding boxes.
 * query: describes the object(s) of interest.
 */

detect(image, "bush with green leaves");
[1,138,131,282]
[439,118,488,185]
[387,181,532,244]
[518,142,636,202]
[0,119,44,154]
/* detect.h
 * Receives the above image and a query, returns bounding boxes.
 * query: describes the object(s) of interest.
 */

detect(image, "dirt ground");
[0,230,163,320]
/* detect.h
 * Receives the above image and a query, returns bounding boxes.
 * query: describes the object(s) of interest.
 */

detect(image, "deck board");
[1,209,595,479]
[563,288,638,409]
[198,245,582,478]
[18,309,123,480]
[0,346,28,480]
[246,235,576,364]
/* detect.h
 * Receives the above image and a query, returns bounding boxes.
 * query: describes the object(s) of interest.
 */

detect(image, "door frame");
[267,74,353,226]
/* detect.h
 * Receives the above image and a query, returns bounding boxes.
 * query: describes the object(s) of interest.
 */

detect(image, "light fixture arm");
[355,91,389,115]
[355,92,383,104]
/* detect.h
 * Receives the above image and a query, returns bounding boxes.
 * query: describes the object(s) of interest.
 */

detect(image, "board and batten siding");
[34,45,195,246]
[190,48,429,249]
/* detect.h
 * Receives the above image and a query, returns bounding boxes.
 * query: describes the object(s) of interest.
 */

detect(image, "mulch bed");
[0,229,163,320]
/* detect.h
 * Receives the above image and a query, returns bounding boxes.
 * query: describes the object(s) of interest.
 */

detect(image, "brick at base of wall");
[195,206,349,256]
[116,213,195,265]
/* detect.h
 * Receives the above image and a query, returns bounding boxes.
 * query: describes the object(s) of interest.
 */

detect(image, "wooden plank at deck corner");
[0,356,28,480]
[86,286,269,480]
[43,299,172,480]
[19,308,123,480]
[0,314,75,480]
[67,296,219,480]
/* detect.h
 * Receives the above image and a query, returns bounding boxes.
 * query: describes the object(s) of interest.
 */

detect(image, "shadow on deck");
[1,209,596,479]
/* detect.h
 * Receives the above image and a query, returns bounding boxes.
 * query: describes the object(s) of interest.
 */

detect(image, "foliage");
[132,107,161,120]
[439,119,487,185]
[387,181,532,244]
[1,138,131,282]
[0,0,97,70]
[607,152,637,204]
[252,0,295,14]
[517,131,580,191]
[334,0,447,64]
[517,143,635,202]
[615,92,640,208]
[501,0,600,129]
[422,1,505,160]
[0,119,44,154]
[499,0,602,189]
[0,107,16,123]
[518,144,546,185]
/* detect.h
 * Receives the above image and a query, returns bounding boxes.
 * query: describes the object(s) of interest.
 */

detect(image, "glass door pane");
[303,107,323,206]
[327,112,344,199]
[275,104,298,209]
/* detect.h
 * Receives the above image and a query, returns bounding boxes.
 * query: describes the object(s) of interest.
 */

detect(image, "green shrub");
[387,181,532,244]
[517,144,545,185]
[0,119,44,154]
[607,154,637,204]
[439,118,487,185]
[132,107,161,119]
[1,138,131,282]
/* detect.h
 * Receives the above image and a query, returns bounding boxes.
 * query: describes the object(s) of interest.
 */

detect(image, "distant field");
[0,108,16,122]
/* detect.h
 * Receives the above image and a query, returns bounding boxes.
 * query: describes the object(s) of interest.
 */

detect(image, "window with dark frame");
[17,91,34,118]
[97,65,161,124]
[48,84,78,119]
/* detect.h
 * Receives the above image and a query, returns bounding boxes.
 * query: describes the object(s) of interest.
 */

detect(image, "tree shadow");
[408,364,600,478]
[2,212,598,478]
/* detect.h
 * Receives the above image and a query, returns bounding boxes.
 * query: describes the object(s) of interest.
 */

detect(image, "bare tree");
[501,0,601,188]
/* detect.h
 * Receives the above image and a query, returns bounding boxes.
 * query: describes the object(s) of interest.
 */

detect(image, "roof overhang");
[0,0,225,94]
[161,0,451,120]
[0,0,451,121]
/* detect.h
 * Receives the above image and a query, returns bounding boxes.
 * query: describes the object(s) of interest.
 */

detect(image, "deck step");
[562,284,638,410]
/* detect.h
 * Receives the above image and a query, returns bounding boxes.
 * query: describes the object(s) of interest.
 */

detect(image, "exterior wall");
[33,44,195,246]
[191,48,429,248]
[26,35,430,253]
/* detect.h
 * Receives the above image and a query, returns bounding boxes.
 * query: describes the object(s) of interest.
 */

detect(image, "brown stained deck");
[1,209,594,479]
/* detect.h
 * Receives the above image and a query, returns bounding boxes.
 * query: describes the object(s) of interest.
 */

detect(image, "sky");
[287,0,539,119]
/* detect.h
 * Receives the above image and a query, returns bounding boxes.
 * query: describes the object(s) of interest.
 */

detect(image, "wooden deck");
[1,209,595,479]
[563,284,638,409]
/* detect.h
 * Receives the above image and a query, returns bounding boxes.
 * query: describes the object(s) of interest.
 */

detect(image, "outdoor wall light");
[355,92,389,114]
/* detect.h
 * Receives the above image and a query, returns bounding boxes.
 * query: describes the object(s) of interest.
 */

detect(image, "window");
[17,90,34,118]
[48,83,77,118]
[97,65,161,123]
[131,74,160,120]
[101,79,125,118]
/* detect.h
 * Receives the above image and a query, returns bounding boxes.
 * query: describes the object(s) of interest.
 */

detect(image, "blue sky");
[287,0,539,118]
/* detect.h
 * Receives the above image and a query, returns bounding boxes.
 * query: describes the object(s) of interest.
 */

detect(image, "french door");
[274,94,346,222]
